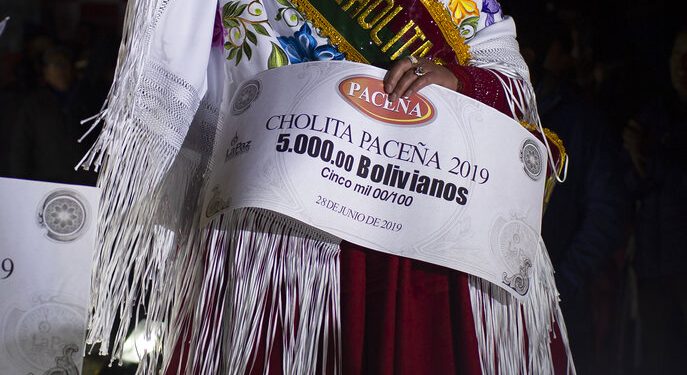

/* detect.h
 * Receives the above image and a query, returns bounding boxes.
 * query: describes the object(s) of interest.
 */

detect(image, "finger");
[402,71,434,97]
[384,58,413,94]
[390,68,420,102]
[384,59,412,93]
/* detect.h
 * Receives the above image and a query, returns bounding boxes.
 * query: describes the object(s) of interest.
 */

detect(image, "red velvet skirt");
[339,241,482,375]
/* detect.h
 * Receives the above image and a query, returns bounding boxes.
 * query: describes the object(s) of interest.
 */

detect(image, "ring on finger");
[406,55,419,65]
[414,65,427,76]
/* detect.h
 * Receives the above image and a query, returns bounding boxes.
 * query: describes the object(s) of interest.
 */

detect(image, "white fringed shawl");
[82,0,574,373]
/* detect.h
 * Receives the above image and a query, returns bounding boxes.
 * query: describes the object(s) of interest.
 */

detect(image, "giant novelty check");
[0,178,99,374]
[203,61,546,299]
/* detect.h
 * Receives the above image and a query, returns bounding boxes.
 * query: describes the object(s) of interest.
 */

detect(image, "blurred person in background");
[1,31,55,176]
[8,44,97,185]
[522,19,631,374]
[0,53,17,177]
[623,27,687,375]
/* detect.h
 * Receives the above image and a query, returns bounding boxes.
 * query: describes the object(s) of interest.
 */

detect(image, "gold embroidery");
[519,120,567,181]
[357,0,394,30]
[432,56,446,65]
[382,21,414,52]
[518,121,567,161]
[411,40,433,58]
[370,5,403,45]
[519,121,566,206]
[290,0,368,63]
[418,0,471,65]
[390,26,427,60]
[291,0,470,66]
[341,0,371,16]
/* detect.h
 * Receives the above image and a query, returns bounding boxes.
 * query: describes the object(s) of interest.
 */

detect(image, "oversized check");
[0,178,99,374]
[203,61,546,299]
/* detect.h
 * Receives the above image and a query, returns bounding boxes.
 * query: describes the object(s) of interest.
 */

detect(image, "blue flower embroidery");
[277,23,344,63]
[481,0,502,27]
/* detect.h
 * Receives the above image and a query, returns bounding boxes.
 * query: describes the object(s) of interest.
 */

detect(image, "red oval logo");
[338,76,436,126]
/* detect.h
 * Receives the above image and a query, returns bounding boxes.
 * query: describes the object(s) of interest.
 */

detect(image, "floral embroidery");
[268,42,289,69]
[277,23,344,64]
[448,0,479,25]
[275,0,304,27]
[459,16,479,40]
[223,0,284,66]
[481,0,502,27]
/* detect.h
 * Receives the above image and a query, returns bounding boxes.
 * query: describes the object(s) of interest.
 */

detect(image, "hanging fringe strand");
[468,239,576,375]
[81,0,206,363]
[164,208,342,375]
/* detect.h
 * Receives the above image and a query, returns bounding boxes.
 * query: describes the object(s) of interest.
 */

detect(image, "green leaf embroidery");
[234,4,248,17]
[252,23,270,36]
[461,16,479,28]
[245,30,257,45]
[459,16,479,36]
[223,18,240,29]
[235,48,243,65]
[223,2,239,19]
[267,42,288,69]
[228,47,239,60]
[276,0,291,7]
[243,43,253,60]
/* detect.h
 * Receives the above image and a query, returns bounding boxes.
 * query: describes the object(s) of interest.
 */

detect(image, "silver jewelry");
[407,55,419,65]
[414,65,427,76]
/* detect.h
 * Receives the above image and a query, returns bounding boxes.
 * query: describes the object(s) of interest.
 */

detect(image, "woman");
[82,0,571,373]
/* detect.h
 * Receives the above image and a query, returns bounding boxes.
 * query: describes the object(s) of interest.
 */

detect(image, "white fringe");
[162,208,342,375]
[85,126,182,360]
[81,0,167,356]
[468,239,576,375]
[98,98,217,371]
[80,0,208,363]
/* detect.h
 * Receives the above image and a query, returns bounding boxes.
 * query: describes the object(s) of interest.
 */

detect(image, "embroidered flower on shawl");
[275,0,304,27]
[448,0,479,25]
[481,0,502,27]
[222,0,274,65]
[277,23,344,64]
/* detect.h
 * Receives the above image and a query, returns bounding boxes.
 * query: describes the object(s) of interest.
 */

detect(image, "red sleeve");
[448,65,519,119]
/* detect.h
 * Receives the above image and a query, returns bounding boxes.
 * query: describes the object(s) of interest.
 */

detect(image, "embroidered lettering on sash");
[290,0,469,66]
[339,0,430,61]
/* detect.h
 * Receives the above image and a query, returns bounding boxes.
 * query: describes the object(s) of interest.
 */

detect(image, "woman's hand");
[383,56,460,102]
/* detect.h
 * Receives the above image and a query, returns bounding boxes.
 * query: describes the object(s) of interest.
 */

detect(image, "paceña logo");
[338,76,435,126]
